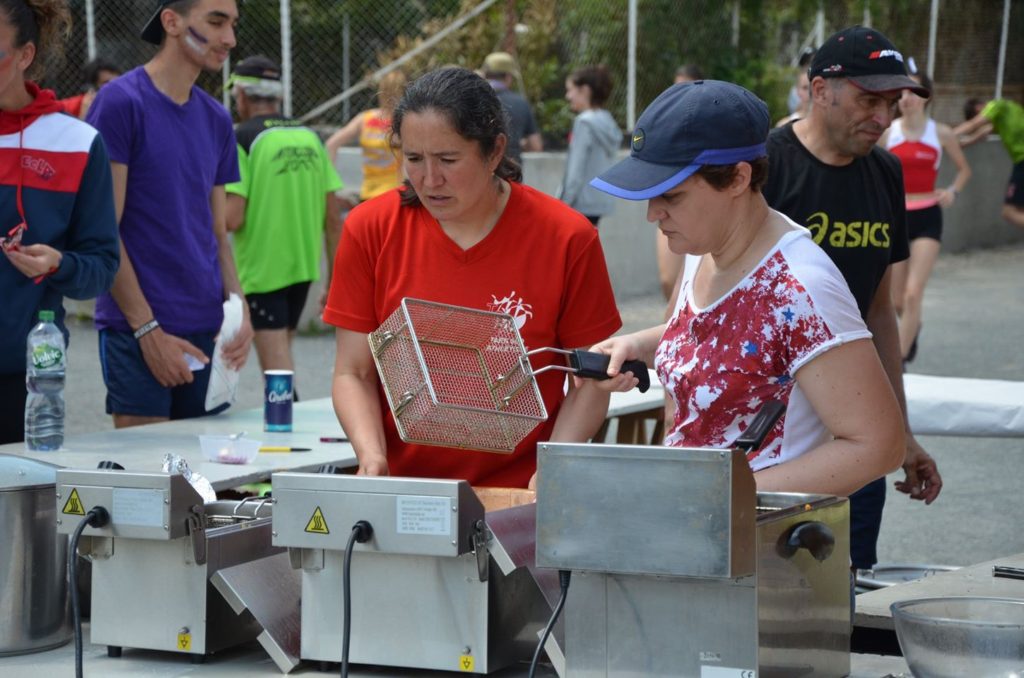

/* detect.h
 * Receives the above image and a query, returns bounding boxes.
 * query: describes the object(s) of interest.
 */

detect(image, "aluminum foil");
[162,452,217,503]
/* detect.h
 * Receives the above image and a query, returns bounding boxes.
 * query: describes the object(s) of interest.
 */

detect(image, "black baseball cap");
[233,55,281,81]
[591,80,769,201]
[141,1,176,45]
[809,26,930,98]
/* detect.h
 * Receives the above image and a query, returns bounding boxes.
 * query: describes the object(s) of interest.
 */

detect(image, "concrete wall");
[935,139,1021,253]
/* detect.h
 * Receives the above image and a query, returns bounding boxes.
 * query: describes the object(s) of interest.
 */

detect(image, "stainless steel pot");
[0,454,71,655]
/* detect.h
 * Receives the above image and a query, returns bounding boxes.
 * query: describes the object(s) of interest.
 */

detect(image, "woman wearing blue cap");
[588,80,904,497]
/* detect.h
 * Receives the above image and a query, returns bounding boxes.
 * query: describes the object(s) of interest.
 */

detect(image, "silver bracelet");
[132,319,160,340]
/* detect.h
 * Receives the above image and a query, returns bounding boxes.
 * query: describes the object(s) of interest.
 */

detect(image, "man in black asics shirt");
[764,26,943,572]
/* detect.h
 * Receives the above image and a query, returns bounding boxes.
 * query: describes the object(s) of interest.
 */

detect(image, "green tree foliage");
[308,0,1022,137]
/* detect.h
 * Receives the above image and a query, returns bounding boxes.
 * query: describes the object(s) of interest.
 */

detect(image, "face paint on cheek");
[184,26,209,55]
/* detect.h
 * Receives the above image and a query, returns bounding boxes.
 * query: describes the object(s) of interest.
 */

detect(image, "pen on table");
[319,436,349,443]
[259,446,312,453]
[993,565,1024,580]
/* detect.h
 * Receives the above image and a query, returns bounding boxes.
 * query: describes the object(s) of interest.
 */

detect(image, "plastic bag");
[205,293,243,412]
[162,453,217,503]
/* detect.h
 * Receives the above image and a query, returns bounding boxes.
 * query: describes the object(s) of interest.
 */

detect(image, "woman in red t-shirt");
[880,71,971,361]
[323,68,623,489]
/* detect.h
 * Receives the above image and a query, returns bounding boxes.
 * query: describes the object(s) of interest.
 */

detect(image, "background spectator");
[776,68,810,128]
[324,69,406,203]
[559,64,621,227]
[482,51,542,166]
[786,47,815,114]
[226,55,343,382]
[673,63,704,84]
[58,56,121,119]
[880,70,971,362]
[955,98,1024,229]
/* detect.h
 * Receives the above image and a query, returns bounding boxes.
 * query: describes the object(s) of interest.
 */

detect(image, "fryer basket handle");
[570,351,650,393]
[734,400,786,452]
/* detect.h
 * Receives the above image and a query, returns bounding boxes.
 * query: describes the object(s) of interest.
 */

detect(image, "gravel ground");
[59,243,1024,566]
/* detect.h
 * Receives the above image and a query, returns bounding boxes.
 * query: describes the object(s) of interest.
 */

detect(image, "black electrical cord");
[528,569,572,678]
[70,507,110,678]
[341,520,373,678]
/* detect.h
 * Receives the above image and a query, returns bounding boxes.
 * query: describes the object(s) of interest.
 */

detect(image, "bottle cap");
[39,310,54,322]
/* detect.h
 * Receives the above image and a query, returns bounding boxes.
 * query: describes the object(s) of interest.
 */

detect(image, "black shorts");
[1007,160,1024,207]
[906,204,943,242]
[247,282,311,331]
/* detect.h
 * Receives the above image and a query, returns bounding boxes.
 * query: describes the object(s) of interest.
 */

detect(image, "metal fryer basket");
[369,298,549,452]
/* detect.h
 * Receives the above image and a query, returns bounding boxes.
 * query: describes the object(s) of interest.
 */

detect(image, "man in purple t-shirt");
[87,0,253,427]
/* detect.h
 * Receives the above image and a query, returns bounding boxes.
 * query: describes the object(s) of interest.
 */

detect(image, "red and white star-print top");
[654,226,871,471]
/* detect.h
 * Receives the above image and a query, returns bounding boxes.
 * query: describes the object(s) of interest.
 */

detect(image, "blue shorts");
[99,329,230,419]
[849,477,886,570]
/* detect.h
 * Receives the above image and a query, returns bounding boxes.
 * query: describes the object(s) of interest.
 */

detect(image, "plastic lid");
[0,454,59,491]
[38,310,55,322]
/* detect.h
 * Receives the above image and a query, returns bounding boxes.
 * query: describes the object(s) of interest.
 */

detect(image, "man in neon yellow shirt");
[957,98,1024,228]
[226,56,343,380]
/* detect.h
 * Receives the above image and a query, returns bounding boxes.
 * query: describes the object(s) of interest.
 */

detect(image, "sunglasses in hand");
[1,222,26,253]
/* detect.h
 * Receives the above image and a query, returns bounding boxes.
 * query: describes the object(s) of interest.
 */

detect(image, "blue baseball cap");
[591,80,770,201]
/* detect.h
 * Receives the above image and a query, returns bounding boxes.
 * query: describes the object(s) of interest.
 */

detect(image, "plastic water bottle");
[25,310,66,451]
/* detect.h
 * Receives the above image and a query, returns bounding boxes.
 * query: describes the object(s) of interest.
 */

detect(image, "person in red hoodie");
[58,56,121,120]
[0,0,119,444]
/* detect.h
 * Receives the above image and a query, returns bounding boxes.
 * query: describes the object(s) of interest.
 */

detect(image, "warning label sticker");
[304,506,330,534]
[62,488,85,515]
[177,631,191,651]
[459,654,475,672]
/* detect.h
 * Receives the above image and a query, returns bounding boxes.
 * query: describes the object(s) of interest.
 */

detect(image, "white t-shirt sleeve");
[781,231,873,376]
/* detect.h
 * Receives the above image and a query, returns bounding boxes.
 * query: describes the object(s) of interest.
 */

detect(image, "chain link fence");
[47,0,1021,145]
[812,0,1024,126]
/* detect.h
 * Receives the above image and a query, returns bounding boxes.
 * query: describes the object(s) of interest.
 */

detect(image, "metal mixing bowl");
[891,597,1024,677]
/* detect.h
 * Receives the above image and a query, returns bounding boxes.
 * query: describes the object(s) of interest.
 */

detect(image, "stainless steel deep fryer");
[369,298,648,453]
[55,469,280,659]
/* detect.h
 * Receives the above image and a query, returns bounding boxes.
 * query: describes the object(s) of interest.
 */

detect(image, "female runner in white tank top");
[879,70,971,362]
